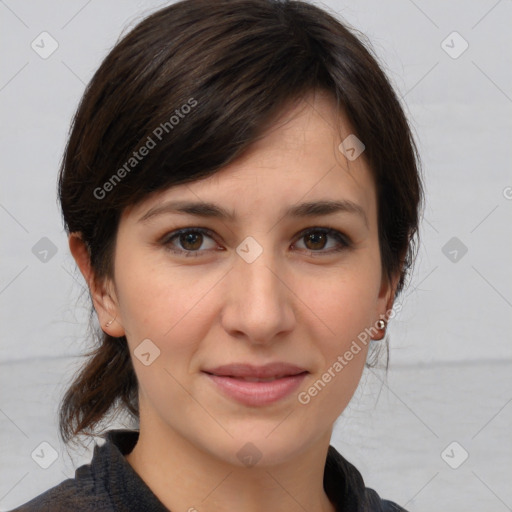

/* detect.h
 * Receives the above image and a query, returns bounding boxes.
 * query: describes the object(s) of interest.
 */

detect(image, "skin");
[70,90,400,512]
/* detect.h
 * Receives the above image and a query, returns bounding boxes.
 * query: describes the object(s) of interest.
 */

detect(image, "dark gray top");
[8,429,407,511]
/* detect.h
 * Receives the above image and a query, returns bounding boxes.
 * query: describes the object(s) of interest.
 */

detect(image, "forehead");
[124,91,377,228]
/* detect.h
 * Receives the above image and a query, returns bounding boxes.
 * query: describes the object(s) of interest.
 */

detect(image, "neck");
[125,416,337,512]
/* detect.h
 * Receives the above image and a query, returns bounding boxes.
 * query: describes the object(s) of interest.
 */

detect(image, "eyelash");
[159,226,351,258]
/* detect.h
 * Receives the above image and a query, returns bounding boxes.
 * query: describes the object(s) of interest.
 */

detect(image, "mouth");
[202,362,309,406]
[216,375,302,382]
[202,362,308,379]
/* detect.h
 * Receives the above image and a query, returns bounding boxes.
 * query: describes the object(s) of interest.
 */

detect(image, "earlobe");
[68,233,125,337]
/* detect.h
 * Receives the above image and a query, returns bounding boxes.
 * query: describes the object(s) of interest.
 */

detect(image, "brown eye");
[294,227,351,254]
[161,226,350,258]
[162,228,218,257]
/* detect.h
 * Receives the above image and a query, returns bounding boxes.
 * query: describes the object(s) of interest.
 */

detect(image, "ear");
[68,232,125,337]
[373,268,401,340]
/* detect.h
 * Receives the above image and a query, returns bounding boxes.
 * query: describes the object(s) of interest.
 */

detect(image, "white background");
[1,0,511,510]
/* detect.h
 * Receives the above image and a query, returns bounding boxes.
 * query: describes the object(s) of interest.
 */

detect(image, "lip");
[203,362,308,379]
[202,363,308,407]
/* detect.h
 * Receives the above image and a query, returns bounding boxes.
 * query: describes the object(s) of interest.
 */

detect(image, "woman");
[10,0,423,510]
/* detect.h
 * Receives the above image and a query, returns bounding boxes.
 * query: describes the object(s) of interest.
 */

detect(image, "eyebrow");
[138,199,368,228]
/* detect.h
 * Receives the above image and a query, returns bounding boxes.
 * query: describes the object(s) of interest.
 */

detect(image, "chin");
[204,425,315,469]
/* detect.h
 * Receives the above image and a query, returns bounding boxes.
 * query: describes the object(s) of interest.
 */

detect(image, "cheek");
[114,249,221,350]
[298,259,380,402]
[301,260,381,339]
[297,278,374,424]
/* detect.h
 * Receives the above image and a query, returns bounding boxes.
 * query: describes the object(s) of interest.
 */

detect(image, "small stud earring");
[376,319,386,331]
[105,317,116,328]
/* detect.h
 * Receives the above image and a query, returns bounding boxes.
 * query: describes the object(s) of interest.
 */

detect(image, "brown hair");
[58,0,424,454]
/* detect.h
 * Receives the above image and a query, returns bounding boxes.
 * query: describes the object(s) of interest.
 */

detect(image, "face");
[93,90,397,467]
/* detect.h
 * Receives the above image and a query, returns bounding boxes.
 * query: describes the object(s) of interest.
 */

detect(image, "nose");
[220,239,296,345]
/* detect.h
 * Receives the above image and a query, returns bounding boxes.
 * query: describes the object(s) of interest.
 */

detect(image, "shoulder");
[325,445,409,512]
[6,472,110,512]
[6,441,114,512]
[365,487,410,511]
